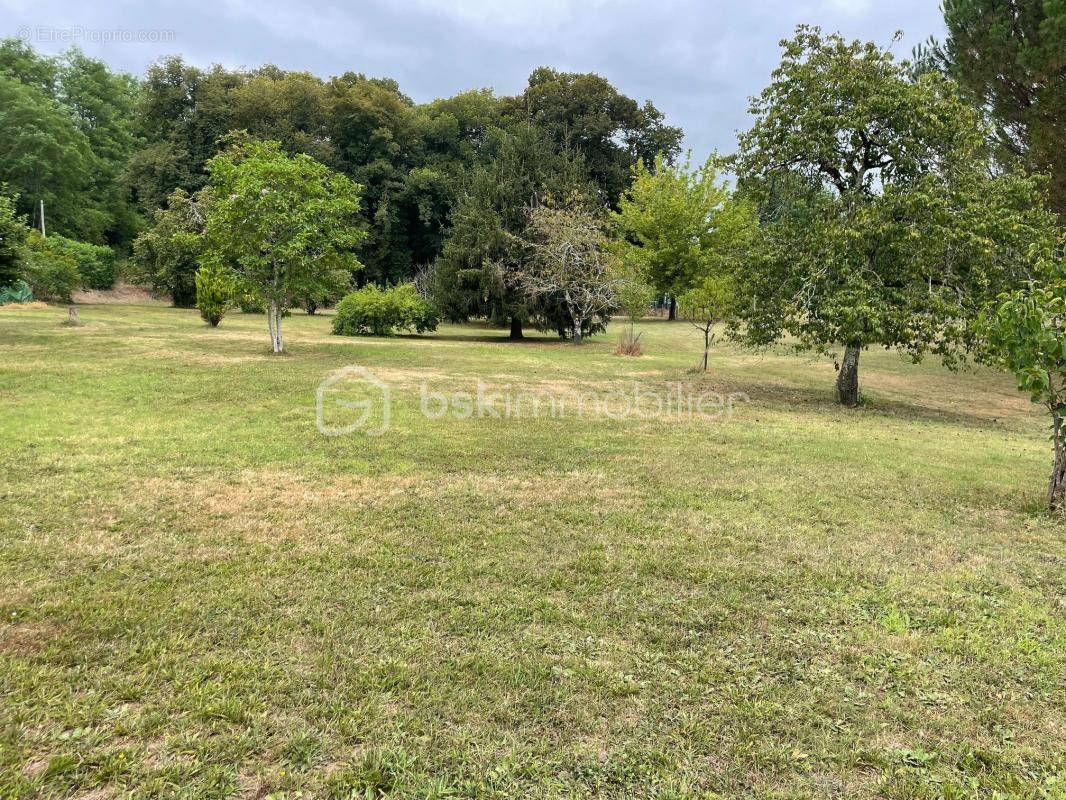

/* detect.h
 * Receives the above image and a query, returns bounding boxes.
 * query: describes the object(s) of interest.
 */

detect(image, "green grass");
[1,303,1063,799]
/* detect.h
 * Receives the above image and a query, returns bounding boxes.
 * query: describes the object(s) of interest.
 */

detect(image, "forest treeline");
[0,38,682,283]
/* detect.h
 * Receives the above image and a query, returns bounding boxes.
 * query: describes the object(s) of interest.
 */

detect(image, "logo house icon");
[315,365,391,437]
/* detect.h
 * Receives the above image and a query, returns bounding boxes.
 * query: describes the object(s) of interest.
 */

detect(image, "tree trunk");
[836,343,861,406]
[668,296,677,321]
[268,300,284,353]
[509,316,524,340]
[305,299,317,315]
[1049,413,1066,511]
[699,326,710,371]
[572,317,584,345]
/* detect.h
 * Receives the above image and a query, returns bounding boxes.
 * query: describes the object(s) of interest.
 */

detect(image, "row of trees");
[0,38,681,286]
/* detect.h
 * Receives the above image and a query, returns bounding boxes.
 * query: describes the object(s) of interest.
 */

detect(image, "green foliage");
[732,27,1048,391]
[979,260,1066,509]
[130,188,213,307]
[734,26,984,197]
[332,283,439,336]
[614,153,735,299]
[611,257,655,324]
[0,40,141,246]
[982,278,1066,407]
[0,188,28,288]
[432,124,592,337]
[38,233,116,290]
[0,73,97,240]
[21,231,79,301]
[929,0,1066,216]
[194,264,237,327]
[202,139,365,351]
[238,293,267,314]
[517,201,619,343]
[503,67,683,205]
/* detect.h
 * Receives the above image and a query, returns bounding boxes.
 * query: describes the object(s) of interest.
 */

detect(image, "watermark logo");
[16,26,176,45]
[316,365,748,437]
[316,365,391,437]
[420,380,748,422]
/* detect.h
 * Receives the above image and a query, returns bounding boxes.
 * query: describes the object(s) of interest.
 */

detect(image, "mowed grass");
[0,303,1063,800]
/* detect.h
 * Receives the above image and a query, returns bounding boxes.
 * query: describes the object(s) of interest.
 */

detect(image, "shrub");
[22,236,79,302]
[44,235,116,289]
[332,283,439,337]
[195,265,237,327]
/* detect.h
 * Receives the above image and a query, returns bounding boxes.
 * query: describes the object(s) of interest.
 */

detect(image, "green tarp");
[0,281,33,304]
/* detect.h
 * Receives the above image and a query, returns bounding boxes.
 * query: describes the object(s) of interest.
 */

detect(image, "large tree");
[201,140,364,353]
[431,123,592,339]
[733,26,1037,405]
[503,67,683,206]
[927,0,1066,216]
[0,74,96,241]
[0,40,141,246]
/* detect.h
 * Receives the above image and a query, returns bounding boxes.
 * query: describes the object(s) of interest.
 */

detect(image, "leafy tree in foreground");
[926,0,1066,217]
[130,188,214,307]
[516,201,619,344]
[614,153,730,319]
[0,188,27,289]
[202,139,364,353]
[981,266,1066,511]
[733,26,1037,406]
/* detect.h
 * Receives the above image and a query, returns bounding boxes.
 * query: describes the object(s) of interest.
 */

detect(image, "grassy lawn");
[1,303,1063,799]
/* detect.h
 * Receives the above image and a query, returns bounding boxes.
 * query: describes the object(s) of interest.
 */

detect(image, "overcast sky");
[1,0,945,159]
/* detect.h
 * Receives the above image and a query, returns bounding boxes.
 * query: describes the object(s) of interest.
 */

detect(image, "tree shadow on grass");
[670,371,1029,432]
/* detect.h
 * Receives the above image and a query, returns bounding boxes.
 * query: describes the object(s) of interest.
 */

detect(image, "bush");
[332,284,439,337]
[22,241,79,302]
[195,265,237,327]
[43,235,116,289]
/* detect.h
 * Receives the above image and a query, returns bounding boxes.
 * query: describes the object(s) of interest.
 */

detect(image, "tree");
[54,49,142,247]
[504,67,683,205]
[614,153,732,319]
[0,187,28,289]
[981,265,1066,511]
[733,26,1022,405]
[0,74,96,240]
[201,139,364,353]
[676,197,757,371]
[130,188,213,307]
[431,123,591,339]
[516,201,620,344]
[0,40,141,247]
[924,0,1066,216]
